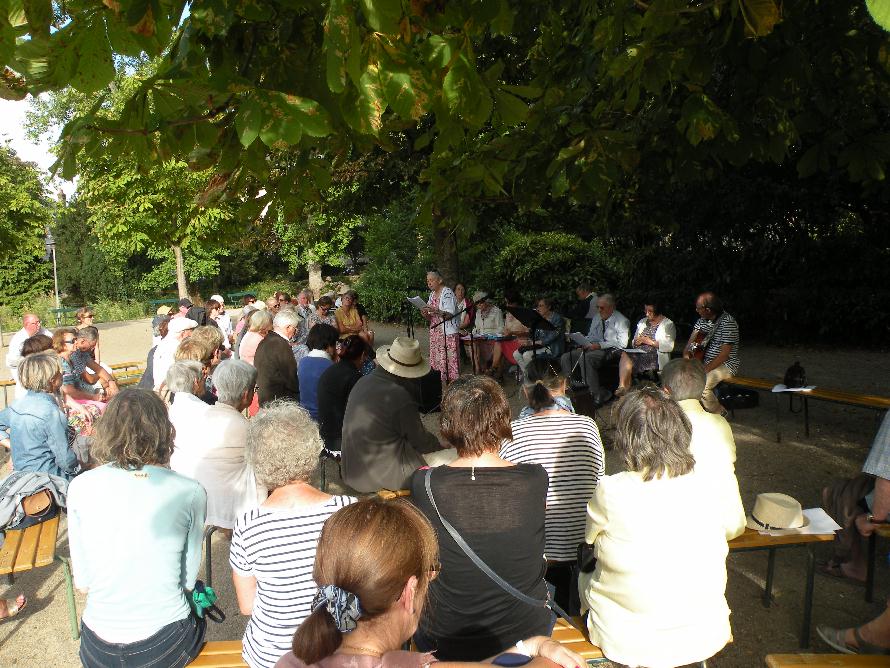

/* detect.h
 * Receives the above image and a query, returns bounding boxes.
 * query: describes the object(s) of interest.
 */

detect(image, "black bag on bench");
[715,383,759,411]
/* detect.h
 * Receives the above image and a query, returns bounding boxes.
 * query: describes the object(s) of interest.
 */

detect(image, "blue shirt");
[517,394,576,420]
[298,355,333,420]
[0,391,79,480]
[67,464,207,643]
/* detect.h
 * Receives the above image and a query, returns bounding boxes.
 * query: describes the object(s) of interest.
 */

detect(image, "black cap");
[179,298,193,308]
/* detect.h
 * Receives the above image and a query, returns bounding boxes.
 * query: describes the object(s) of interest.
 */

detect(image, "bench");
[48,306,84,326]
[550,616,604,659]
[765,655,890,666]
[724,376,890,443]
[188,640,248,667]
[111,360,146,387]
[729,528,835,648]
[0,515,78,639]
[226,292,256,305]
[147,298,179,315]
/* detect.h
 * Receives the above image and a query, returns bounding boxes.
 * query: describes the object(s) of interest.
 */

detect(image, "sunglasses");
[63,338,76,344]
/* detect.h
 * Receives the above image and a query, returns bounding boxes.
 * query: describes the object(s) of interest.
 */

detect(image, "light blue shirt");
[67,464,207,643]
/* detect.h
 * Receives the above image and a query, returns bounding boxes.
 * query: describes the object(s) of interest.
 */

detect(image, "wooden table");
[729,529,835,648]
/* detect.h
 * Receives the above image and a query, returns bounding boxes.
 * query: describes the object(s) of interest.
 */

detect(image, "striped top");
[230,495,356,668]
[694,313,740,374]
[500,413,605,561]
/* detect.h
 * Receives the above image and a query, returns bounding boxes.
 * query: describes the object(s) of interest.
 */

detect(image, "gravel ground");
[0,315,886,666]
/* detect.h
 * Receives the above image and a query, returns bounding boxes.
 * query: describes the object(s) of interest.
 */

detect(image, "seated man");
[683,292,740,414]
[661,358,746,540]
[560,293,629,407]
[341,337,445,493]
[466,292,504,374]
[254,310,301,405]
[70,326,119,399]
[569,283,598,336]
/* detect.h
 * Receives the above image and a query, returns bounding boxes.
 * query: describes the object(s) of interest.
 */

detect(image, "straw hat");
[376,337,431,379]
[746,492,809,531]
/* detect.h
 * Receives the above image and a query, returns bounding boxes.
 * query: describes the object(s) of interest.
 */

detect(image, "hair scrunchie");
[312,584,363,632]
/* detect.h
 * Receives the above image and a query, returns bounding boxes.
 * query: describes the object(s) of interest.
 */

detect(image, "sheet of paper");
[622,348,646,353]
[407,296,428,310]
[771,384,817,393]
[756,507,841,536]
[569,332,589,347]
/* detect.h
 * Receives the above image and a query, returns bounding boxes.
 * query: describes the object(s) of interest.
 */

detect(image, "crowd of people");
[0,279,886,667]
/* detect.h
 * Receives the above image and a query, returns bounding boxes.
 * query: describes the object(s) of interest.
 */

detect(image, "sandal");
[0,595,26,622]
[817,625,890,655]
[817,560,866,586]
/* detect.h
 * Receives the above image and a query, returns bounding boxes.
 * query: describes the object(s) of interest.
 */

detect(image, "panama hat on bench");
[746,492,809,531]
[377,337,431,379]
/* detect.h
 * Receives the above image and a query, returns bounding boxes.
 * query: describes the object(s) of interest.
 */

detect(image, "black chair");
[318,447,342,492]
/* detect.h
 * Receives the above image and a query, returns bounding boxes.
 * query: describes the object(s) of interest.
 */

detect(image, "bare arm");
[232,572,258,615]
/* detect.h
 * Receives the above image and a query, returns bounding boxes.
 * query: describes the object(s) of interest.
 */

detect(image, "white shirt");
[632,317,677,370]
[152,335,180,390]
[473,305,505,336]
[586,310,630,349]
[430,287,459,336]
[7,326,53,374]
[213,312,234,349]
[169,397,266,530]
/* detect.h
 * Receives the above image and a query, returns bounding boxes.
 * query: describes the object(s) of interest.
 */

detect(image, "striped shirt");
[694,313,740,374]
[500,413,605,561]
[229,495,356,668]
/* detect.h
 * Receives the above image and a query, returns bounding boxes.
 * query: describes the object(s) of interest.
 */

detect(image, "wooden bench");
[725,376,890,443]
[111,360,146,387]
[765,655,890,666]
[550,616,604,659]
[0,515,79,639]
[729,528,835,648]
[0,378,14,408]
[188,640,248,667]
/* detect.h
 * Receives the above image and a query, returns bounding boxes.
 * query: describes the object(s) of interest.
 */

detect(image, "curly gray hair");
[248,400,323,489]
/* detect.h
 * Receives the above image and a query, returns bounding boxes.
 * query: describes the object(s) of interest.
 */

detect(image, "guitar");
[688,330,707,361]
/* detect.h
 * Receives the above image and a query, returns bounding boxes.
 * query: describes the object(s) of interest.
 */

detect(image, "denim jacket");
[0,391,79,480]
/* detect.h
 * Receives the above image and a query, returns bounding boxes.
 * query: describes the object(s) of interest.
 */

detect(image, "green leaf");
[423,35,453,69]
[379,53,431,120]
[490,0,514,36]
[105,14,148,57]
[494,89,528,125]
[342,64,386,135]
[359,0,401,33]
[70,24,116,94]
[281,95,333,137]
[499,83,542,99]
[867,0,890,31]
[442,52,492,128]
[23,0,51,40]
[235,96,263,147]
[738,0,782,38]
[324,0,352,93]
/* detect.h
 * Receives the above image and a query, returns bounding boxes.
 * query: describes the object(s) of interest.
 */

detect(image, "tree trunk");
[308,261,323,297]
[172,245,188,298]
[432,216,459,286]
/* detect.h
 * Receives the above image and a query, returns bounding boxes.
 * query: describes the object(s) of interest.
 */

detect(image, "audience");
[75,307,100,361]
[152,317,198,391]
[170,360,265,530]
[616,301,676,397]
[230,401,356,668]
[53,328,104,405]
[0,353,80,479]
[306,296,336,330]
[409,375,552,661]
[240,310,273,367]
[209,294,234,349]
[6,313,52,400]
[316,335,367,453]
[516,358,575,419]
[298,324,338,420]
[580,388,732,668]
[513,297,564,380]
[279,497,582,668]
[255,310,301,405]
[67,389,206,667]
[501,360,604,566]
[341,337,443,493]
[139,316,169,389]
[336,289,374,348]
[71,326,119,399]
[568,283,597,336]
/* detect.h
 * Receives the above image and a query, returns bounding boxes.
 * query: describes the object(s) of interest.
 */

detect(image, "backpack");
[783,361,807,388]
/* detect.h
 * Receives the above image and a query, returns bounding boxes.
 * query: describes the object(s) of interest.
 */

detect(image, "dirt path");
[0,317,886,666]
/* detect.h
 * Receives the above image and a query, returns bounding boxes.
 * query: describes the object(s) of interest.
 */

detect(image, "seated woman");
[307,296,337,330]
[75,307,100,361]
[53,328,106,406]
[615,302,676,397]
[501,360,604,607]
[240,309,273,367]
[230,401,355,668]
[67,389,206,667]
[492,290,530,379]
[298,323,339,421]
[0,353,80,480]
[335,290,374,348]
[580,388,732,668]
[278,497,583,668]
[317,335,368,453]
[409,375,552,661]
[512,297,564,381]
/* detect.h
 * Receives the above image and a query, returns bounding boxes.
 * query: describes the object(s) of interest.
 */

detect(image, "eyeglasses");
[63,338,76,344]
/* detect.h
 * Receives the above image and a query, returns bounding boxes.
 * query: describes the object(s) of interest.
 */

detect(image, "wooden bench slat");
[13,523,42,572]
[0,528,23,575]
[188,641,248,667]
[729,528,835,551]
[765,655,890,667]
[550,618,603,659]
[34,516,59,568]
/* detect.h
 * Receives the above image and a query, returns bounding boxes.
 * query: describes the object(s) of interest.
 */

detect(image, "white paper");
[756,507,842,536]
[622,348,646,353]
[771,384,817,393]
[569,332,589,347]
[407,296,428,310]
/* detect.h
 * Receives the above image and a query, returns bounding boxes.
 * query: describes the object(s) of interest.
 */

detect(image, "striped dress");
[229,495,356,668]
[500,413,605,561]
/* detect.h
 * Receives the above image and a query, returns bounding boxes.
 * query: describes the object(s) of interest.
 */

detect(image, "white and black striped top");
[695,313,741,374]
[229,495,356,668]
[500,413,605,561]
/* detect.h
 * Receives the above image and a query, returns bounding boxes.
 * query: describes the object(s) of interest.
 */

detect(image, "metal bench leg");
[203,526,218,589]
[801,544,816,648]
[866,531,877,603]
[763,548,777,607]
[55,555,79,640]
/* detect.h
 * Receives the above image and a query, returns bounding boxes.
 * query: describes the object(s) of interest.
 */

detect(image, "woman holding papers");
[615,302,676,398]
[421,271,459,384]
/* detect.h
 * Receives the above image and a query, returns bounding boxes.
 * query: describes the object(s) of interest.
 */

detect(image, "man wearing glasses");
[6,313,53,399]
[683,292,740,414]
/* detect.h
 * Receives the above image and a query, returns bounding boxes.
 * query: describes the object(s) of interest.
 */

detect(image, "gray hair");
[248,400,323,489]
[661,358,707,401]
[248,309,273,332]
[19,352,62,393]
[426,270,443,281]
[598,293,616,307]
[77,325,99,342]
[614,387,694,481]
[273,309,301,330]
[165,360,204,394]
[213,359,257,405]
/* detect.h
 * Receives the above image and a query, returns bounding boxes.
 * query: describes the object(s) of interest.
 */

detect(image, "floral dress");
[428,289,460,383]
[631,322,660,374]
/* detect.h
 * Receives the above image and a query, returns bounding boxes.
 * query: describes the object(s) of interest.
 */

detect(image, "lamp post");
[44,227,61,324]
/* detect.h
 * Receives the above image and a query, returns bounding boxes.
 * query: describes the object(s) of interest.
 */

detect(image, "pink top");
[276,651,435,668]
[239,331,265,366]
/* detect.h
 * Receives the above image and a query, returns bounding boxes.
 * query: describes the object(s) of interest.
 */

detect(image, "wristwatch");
[867,514,890,524]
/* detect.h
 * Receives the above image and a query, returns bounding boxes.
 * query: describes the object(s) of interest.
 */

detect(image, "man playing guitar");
[684,292,740,413]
